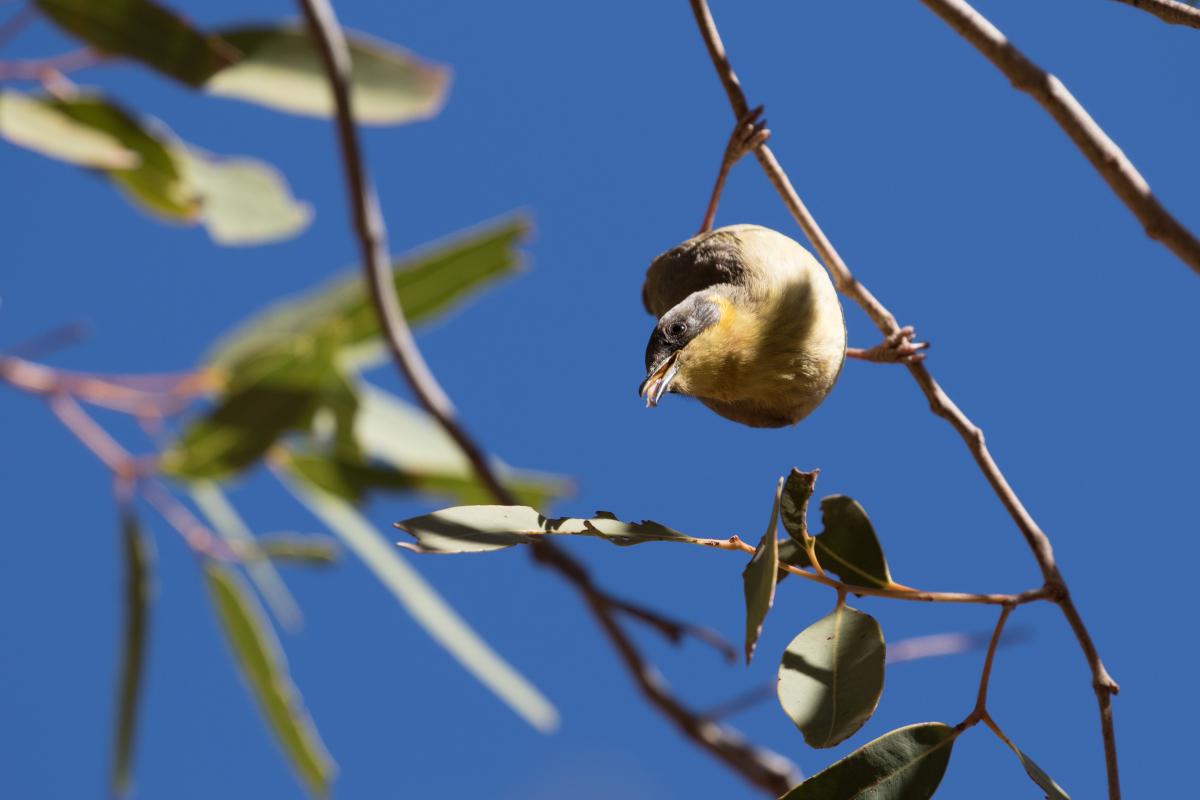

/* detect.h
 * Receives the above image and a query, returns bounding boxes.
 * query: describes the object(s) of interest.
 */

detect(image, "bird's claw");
[846,326,930,364]
[724,105,770,167]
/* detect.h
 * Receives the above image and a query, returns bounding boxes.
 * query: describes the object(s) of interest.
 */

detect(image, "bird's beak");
[639,351,681,408]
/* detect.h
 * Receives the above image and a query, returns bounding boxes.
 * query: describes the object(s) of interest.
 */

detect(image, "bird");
[638,224,847,428]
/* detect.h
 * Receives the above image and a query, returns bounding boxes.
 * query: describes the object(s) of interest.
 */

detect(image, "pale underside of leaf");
[742,478,781,663]
[0,90,139,169]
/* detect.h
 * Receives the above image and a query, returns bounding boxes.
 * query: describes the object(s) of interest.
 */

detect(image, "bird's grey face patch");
[643,294,722,374]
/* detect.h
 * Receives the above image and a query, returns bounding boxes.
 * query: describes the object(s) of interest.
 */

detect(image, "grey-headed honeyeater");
[639,224,847,428]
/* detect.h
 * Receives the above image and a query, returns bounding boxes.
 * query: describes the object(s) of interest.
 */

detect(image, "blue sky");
[2,1,1197,798]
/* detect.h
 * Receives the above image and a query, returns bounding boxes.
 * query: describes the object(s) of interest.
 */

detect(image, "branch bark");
[294,0,799,793]
[688,1,1121,797]
[1111,0,1200,28]
[920,0,1200,278]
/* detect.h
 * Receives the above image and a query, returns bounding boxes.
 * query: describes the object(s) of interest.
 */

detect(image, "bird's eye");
[668,322,687,338]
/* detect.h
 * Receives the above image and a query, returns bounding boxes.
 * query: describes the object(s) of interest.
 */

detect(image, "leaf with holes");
[36,0,238,87]
[206,26,449,125]
[780,468,818,541]
[742,479,781,664]
[778,603,886,748]
[781,723,957,799]
[395,505,710,554]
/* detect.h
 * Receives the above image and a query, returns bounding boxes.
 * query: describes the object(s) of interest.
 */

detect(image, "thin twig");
[0,355,213,415]
[963,604,1014,726]
[1111,0,1200,28]
[140,480,234,560]
[0,4,35,51]
[920,0,1200,278]
[0,47,102,80]
[46,393,132,474]
[687,2,1120,797]
[295,0,800,792]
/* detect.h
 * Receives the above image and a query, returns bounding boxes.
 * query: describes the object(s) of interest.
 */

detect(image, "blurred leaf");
[206,25,450,125]
[190,482,302,631]
[163,339,348,480]
[742,479,780,664]
[781,723,957,799]
[1002,739,1071,799]
[780,468,818,542]
[0,89,138,169]
[783,496,893,590]
[204,564,334,796]
[178,147,311,245]
[396,505,708,554]
[256,534,339,565]
[49,95,197,219]
[778,603,885,748]
[279,465,560,733]
[110,508,154,799]
[207,216,530,369]
[35,0,237,87]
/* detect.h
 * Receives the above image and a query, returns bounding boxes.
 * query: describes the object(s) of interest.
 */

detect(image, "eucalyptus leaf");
[178,147,311,245]
[783,496,893,590]
[190,482,302,632]
[110,508,154,799]
[0,90,138,169]
[35,0,238,87]
[207,216,529,368]
[742,479,780,664]
[203,565,335,797]
[780,468,818,542]
[280,466,559,733]
[256,535,339,565]
[781,722,957,799]
[207,26,449,125]
[778,603,886,748]
[395,505,708,554]
[1004,740,1071,799]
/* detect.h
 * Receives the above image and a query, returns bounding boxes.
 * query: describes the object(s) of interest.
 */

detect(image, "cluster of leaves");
[396,469,1070,800]
[0,0,448,244]
[0,2,581,796]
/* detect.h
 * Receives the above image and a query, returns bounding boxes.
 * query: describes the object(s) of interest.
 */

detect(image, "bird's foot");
[698,106,771,233]
[723,105,771,168]
[846,326,929,364]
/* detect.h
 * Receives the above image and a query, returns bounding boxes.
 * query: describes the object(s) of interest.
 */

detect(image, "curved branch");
[688,1,1121,797]
[920,0,1200,277]
[1112,0,1200,29]
[294,0,799,793]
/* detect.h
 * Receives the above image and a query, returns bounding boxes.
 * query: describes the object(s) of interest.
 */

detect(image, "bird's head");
[639,288,740,407]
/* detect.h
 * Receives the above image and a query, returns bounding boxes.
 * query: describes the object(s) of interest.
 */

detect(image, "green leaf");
[206,26,450,125]
[163,339,348,480]
[784,496,893,590]
[110,508,154,799]
[204,565,334,797]
[780,468,818,542]
[781,722,957,799]
[279,466,560,733]
[778,603,886,748]
[48,95,198,219]
[0,90,138,169]
[1002,740,1071,799]
[395,505,708,554]
[177,147,311,245]
[206,216,530,369]
[190,482,302,632]
[742,479,780,664]
[256,534,339,565]
[35,0,238,87]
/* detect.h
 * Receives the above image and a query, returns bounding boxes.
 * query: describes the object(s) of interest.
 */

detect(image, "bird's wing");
[641,227,753,317]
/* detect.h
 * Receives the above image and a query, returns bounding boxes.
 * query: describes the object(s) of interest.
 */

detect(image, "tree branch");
[1111,0,1200,29]
[920,0,1200,278]
[295,0,799,793]
[687,1,1121,797]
